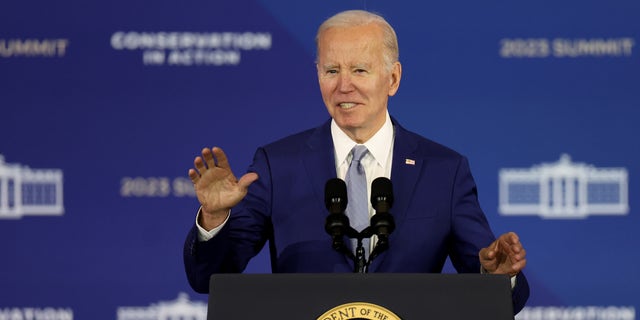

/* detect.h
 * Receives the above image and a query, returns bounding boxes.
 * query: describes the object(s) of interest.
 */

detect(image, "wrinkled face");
[317,23,401,143]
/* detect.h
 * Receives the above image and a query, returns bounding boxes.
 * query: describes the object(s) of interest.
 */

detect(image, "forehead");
[317,24,385,63]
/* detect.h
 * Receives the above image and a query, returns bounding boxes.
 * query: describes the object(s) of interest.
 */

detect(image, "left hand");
[479,232,527,276]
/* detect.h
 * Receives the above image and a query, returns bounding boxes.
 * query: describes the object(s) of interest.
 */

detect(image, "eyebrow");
[320,64,339,70]
[320,63,372,70]
[352,63,371,69]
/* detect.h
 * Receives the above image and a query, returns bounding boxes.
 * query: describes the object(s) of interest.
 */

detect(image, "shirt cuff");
[195,207,230,242]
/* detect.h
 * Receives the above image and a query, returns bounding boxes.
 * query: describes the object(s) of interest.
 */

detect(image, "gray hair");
[315,10,399,71]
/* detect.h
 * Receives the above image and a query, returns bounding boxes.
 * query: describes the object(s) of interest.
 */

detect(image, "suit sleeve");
[183,147,273,293]
[448,156,529,314]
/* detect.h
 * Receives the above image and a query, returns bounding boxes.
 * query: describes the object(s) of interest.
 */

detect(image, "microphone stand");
[353,227,373,273]
[326,218,393,273]
[354,240,367,273]
[324,177,395,273]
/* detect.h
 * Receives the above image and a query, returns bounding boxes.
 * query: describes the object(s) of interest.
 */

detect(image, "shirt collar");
[331,112,394,168]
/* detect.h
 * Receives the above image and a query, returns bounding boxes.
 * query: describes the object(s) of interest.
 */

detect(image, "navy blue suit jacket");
[184,118,529,313]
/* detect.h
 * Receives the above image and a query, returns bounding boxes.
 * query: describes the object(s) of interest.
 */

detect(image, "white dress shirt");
[331,112,395,252]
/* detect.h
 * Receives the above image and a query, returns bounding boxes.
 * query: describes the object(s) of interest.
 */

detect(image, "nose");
[338,72,354,92]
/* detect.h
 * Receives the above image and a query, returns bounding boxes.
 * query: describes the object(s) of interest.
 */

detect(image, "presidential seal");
[317,302,402,320]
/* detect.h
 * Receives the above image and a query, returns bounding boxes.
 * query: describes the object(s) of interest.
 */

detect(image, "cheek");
[319,82,335,115]
[318,78,335,91]
[324,101,334,112]
[319,82,336,102]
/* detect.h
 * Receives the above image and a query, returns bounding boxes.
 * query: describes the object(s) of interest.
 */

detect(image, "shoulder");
[393,119,465,162]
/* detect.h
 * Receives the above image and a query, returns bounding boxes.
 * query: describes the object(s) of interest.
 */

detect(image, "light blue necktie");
[345,145,370,258]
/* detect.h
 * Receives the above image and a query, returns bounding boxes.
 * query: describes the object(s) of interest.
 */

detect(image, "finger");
[238,172,259,189]
[505,232,520,245]
[212,147,231,170]
[489,238,500,257]
[502,233,524,257]
[479,246,495,261]
[511,248,526,261]
[202,147,216,169]
[498,234,518,255]
[511,258,527,273]
[194,156,207,174]
[479,248,498,273]
[479,248,490,261]
[510,242,523,255]
[188,168,200,184]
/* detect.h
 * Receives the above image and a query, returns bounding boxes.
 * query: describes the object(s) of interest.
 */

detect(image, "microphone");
[324,178,351,250]
[370,177,395,252]
[371,177,394,213]
[325,178,348,214]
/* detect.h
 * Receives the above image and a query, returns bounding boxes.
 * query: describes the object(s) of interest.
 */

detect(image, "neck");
[342,117,386,144]
[342,127,376,144]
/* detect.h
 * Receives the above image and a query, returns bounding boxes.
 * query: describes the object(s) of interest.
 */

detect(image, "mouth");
[338,102,357,109]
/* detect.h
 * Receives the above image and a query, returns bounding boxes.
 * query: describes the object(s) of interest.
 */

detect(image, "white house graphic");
[0,155,64,219]
[499,154,629,219]
[117,292,207,320]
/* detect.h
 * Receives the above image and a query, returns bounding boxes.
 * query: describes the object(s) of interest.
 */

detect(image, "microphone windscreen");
[324,178,348,211]
[371,177,394,207]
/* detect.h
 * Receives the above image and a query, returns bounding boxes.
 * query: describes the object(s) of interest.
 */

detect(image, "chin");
[333,116,360,128]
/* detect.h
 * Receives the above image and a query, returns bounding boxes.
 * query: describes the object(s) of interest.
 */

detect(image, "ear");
[388,61,402,96]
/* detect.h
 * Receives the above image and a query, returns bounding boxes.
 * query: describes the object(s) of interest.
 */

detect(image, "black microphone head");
[325,178,348,211]
[371,177,394,208]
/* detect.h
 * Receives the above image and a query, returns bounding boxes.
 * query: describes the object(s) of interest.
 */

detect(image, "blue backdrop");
[1,0,638,319]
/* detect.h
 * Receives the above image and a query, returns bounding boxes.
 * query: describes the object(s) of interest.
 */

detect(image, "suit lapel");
[389,120,422,230]
[368,119,423,272]
[301,119,338,220]
[301,120,357,268]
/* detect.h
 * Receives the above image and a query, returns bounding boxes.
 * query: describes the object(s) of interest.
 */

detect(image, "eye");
[354,68,368,74]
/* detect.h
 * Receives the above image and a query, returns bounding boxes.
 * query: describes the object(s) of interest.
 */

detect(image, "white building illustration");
[499,154,629,219]
[0,155,64,219]
[117,292,207,320]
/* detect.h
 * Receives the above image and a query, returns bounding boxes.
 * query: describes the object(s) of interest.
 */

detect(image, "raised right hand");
[188,147,259,230]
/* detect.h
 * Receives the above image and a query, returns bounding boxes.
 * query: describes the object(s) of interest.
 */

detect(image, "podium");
[207,273,514,319]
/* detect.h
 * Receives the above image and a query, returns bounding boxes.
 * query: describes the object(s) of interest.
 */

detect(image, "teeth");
[339,103,356,109]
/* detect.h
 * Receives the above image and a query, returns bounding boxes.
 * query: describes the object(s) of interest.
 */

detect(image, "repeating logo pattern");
[0,155,64,219]
[117,293,207,320]
[499,154,629,219]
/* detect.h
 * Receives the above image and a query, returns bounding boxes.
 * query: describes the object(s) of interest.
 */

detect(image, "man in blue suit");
[184,10,529,313]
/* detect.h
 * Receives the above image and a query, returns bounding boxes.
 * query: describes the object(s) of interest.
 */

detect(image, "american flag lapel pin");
[405,158,416,165]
